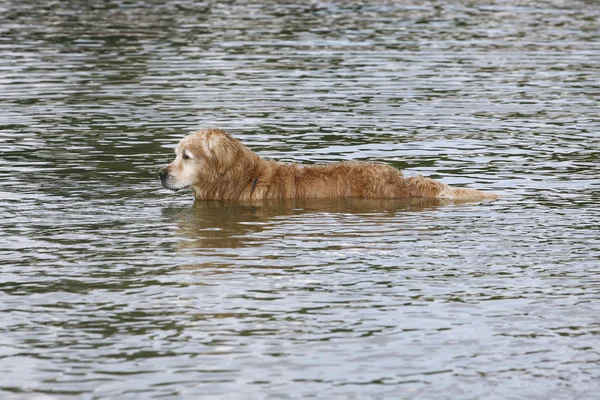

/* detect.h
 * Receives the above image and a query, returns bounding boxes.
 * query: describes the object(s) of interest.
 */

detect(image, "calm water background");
[1,0,599,398]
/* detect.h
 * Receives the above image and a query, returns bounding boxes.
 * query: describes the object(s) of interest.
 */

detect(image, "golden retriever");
[158,128,497,201]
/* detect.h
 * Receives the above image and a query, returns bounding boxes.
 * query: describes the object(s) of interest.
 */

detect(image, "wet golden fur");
[158,128,497,201]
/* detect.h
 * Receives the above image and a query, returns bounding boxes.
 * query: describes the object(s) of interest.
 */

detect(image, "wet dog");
[158,128,497,201]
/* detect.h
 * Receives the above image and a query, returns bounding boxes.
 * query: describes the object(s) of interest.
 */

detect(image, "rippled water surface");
[1,0,599,398]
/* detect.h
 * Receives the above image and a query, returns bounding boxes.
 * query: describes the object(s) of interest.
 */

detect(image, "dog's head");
[157,128,241,191]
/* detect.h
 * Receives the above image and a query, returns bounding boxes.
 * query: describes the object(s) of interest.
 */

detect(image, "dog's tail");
[407,175,498,200]
[438,185,498,200]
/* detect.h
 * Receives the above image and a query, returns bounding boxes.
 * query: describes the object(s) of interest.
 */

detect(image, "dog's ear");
[202,135,214,158]
[201,132,222,159]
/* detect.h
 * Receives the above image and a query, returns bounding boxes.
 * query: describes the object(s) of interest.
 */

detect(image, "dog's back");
[256,161,497,200]
[294,162,406,199]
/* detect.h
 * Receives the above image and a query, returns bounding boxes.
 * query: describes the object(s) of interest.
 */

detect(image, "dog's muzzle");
[157,165,190,191]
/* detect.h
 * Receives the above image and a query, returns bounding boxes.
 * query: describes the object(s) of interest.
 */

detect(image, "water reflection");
[165,198,445,250]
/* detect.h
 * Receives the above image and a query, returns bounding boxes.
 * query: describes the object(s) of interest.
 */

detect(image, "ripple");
[1,0,599,399]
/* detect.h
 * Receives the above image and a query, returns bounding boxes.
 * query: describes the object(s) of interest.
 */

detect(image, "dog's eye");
[182,153,190,160]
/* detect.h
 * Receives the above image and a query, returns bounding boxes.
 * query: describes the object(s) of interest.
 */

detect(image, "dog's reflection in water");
[163,197,466,253]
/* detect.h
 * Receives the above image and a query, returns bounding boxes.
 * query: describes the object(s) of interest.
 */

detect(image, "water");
[1,0,599,398]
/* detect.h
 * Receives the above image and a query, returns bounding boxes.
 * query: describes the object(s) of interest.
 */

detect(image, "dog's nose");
[157,166,168,179]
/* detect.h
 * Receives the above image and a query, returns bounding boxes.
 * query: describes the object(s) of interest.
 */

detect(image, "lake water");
[1,1,599,399]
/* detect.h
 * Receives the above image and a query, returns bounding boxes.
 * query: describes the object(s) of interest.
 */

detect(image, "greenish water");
[1,1,599,399]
